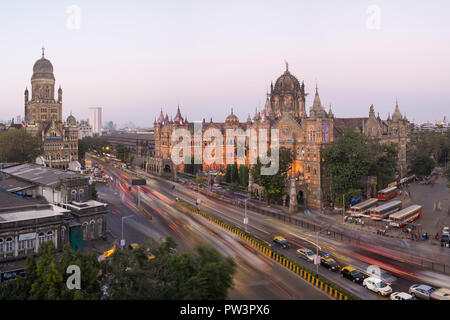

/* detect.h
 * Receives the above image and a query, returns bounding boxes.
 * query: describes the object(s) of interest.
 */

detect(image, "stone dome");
[273,66,301,93]
[31,51,55,80]
[225,108,239,124]
[66,114,76,125]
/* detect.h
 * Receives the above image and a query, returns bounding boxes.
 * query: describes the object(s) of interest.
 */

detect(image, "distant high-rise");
[89,107,102,135]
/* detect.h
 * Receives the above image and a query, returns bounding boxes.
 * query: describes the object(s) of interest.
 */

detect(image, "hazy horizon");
[1,1,449,127]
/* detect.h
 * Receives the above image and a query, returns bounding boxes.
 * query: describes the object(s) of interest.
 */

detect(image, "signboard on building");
[19,232,36,241]
[0,269,26,283]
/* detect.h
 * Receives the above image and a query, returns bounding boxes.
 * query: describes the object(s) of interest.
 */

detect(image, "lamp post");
[121,215,134,249]
[244,198,249,233]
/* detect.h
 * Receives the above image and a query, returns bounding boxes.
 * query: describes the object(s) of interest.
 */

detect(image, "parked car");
[340,266,365,283]
[273,236,290,249]
[430,287,450,300]
[363,277,393,296]
[408,284,436,300]
[390,292,414,300]
[442,226,450,237]
[296,248,315,262]
[320,255,340,271]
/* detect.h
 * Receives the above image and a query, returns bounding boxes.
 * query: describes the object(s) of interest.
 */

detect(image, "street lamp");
[121,215,134,249]
[244,198,249,233]
[314,229,330,277]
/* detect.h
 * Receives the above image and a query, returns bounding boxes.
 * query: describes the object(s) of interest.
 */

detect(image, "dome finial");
[42,46,45,58]
[285,59,289,72]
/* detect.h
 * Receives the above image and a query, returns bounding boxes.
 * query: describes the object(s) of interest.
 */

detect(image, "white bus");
[369,200,402,220]
[347,198,378,217]
[389,205,422,227]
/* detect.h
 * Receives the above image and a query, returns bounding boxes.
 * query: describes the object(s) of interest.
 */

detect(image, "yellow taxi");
[273,236,290,249]
[340,266,365,283]
[128,243,155,260]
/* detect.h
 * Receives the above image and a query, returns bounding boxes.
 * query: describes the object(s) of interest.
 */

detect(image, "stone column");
[289,177,298,213]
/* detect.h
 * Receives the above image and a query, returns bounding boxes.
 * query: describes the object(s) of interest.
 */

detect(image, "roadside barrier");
[176,199,356,300]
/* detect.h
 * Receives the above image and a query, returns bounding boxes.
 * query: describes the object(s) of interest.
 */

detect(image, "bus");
[377,186,399,201]
[347,198,378,217]
[369,200,402,220]
[389,205,422,227]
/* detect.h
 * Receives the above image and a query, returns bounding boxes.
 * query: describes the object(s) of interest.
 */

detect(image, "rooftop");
[1,163,87,188]
[0,205,68,223]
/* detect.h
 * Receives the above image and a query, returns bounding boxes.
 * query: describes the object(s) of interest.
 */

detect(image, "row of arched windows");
[82,219,103,240]
[0,231,55,254]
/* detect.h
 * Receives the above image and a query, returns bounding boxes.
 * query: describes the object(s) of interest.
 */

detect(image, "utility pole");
[121,215,134,249]
[244,198,249,233]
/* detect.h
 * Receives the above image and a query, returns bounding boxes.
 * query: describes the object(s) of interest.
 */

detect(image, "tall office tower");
[89,107,102,135]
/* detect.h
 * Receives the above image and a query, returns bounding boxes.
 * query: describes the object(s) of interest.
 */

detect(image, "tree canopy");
[0,237,235,300]
[322,128,398,204]
[0,128,42,163]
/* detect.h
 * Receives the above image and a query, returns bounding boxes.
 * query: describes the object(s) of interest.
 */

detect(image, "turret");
[58,86,62,103]
[24,87,29,103]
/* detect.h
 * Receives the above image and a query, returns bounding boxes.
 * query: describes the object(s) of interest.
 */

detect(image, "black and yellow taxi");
[129,243,155,260]
[340,266,365,283]
[273,236,290,249]
[320,254,340,271]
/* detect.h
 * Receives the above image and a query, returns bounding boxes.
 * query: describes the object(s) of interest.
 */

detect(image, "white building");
[78,120,93,139]
[89,107,102,135]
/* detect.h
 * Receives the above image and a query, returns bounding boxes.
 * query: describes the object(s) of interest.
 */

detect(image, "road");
[127,166,450,299]
[94,161,329,300]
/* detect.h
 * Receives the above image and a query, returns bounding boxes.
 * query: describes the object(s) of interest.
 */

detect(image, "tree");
[91,183,98,200]
[0,242,102,300]
[369,142,398,190]
[238,165,249,187]
[251,147,293,204]
[115,144,129,163]
[0,128,42,162]
[411,153,435,177]
[78,139,89,164]
[323,128,373,200]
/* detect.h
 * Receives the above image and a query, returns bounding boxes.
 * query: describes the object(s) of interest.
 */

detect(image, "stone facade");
[151,64,409,210]
[23,49,79,169]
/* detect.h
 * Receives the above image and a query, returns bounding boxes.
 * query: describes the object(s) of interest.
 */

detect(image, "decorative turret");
[174,105,183,124]
[247,113,252,124]
[158,108,164,124]
[392,100,402,122]
[58,86,62,103]
[309,83,327,118]
[369,104,375,118]
[328,104,334,118]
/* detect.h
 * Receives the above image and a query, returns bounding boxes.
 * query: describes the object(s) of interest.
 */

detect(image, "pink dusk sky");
[1,0,449,127]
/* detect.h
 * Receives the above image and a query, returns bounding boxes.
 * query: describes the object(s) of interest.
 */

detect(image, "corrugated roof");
[1,163,86,188]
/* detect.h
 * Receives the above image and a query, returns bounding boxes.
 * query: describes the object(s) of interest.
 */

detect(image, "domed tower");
[25,48,62,123]
[269,62,306,118]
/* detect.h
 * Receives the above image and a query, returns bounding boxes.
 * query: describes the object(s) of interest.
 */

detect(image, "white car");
[363,277,392,296]
[296,248,315,262]
[390,292,414,300]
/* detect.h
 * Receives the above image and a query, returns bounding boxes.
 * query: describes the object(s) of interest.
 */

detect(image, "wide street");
[91,154,450,300]
[95,160,329,300]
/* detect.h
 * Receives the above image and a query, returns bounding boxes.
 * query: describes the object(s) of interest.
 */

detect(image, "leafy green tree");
[91,183,98,200]
[369,142,398,190]
[225,165,232,183]
[0,128,42,162]
[411,153,435,177]
[78,139,89,164]
[238,165,249,187]
[251,147,293,204]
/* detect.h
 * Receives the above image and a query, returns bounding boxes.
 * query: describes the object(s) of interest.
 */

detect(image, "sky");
[1,0,449,127]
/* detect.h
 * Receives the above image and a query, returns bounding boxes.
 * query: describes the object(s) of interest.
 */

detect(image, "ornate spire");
[285,60,289,72]
[41,46,45,58]
[328,104,334,118]
[369,104,375,118]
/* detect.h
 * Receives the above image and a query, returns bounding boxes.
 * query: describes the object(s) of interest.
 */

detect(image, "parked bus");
[369,200,402,220]
[347,198,378,217]
[389,205,422,227]
[377,186,399,201]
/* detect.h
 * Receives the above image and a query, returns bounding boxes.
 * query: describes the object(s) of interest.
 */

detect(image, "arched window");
[0,238,3,253]
[38,232,45,245]
[6,237,13,252]
[71,190,77,201]
[19,240,25,251]
[90,220,95,236]
[82,222,88,240]
[27,239,35,250]
[47,231,53,242]
[61,227,66,244]
[79,189,84,202]
[97,219,103,235]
